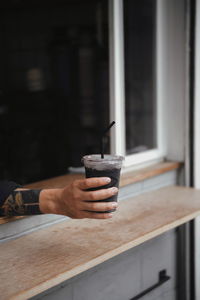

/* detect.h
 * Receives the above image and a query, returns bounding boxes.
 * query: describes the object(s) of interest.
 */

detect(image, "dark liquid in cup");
[85,167,121,213]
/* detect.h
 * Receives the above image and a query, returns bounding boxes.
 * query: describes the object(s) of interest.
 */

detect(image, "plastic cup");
[82,154,124,213]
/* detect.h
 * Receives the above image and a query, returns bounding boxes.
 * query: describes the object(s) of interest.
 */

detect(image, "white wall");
[162,0,187,162]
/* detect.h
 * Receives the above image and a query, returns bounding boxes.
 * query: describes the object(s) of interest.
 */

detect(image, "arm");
[0,178,118,219]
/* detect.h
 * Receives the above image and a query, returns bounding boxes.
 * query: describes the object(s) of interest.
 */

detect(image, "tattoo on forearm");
[0,190,42,217]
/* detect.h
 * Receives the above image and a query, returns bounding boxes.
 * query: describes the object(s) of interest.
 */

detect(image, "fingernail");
[111,187,118,193]
[112,202,118,208]
[104,177,111,183]
[108,213,113,218]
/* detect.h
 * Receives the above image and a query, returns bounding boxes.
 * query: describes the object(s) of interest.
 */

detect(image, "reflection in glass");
[0,0,109,183]
[124,0,157,155]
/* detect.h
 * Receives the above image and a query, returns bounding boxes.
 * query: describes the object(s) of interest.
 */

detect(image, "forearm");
[0,189,43,217]
[0,178,119,219]
[0,185,63,217]
[39,189,62,214]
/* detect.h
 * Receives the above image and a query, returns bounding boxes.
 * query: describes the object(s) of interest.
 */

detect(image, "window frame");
[109,0,167,169]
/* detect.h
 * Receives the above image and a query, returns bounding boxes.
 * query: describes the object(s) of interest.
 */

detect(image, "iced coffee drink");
[82,154,124,212]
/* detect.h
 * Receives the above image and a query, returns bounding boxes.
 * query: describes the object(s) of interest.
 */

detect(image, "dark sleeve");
[0,181,22,206]
[0,181,43,217]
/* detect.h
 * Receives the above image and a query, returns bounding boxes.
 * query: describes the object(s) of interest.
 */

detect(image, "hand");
[39,177,118,219]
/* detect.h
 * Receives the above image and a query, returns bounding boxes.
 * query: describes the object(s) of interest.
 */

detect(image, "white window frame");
[109,0,166,169]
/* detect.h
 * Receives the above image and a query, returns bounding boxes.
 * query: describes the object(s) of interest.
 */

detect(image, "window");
[124,0,157,155]
[0,0,109,183]
[0,0,185,184]
[109,0,166,168]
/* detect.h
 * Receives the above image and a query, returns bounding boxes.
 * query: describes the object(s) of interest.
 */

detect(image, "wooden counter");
[1,185,200,300]
[25,161,181,189]
[0,161,181,225]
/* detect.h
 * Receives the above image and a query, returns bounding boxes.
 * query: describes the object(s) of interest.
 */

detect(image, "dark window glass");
[124,0,157,155]
[0,0,109,183]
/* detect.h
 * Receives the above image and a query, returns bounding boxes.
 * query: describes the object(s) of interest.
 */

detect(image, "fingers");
[82,201,118,212]
[84,187,118,201]
[81,211,113,219]
[76,177,111,190]
[63,178,119,220]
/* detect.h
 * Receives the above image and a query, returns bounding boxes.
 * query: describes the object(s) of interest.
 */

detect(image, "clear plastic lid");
[82,154,124,170]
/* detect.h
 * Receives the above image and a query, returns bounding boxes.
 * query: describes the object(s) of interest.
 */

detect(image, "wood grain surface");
[0,185,200,300]
[25,161,182,189]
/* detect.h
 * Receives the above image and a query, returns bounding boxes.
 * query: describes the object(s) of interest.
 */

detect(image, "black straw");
[101,121,115,159]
